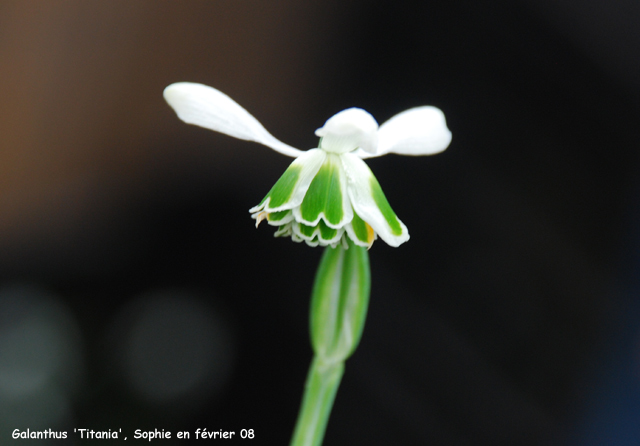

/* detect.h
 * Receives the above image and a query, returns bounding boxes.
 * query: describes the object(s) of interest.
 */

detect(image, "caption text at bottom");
[12,428,255,440]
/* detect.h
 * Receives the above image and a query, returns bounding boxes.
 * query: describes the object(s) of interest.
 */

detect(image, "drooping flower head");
[164,82,451,248]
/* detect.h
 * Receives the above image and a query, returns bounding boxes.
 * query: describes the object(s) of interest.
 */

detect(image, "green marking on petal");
[350,212,371,244]
[263,164,302,209]
[299,155,344,226]
[298,223,316,238]
[274,223,292,238]
[370,177,403,236]
[318,220,338,241]
[267,210,291,222]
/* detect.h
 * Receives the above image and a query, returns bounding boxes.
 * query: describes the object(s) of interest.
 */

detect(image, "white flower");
[163,82,451,248]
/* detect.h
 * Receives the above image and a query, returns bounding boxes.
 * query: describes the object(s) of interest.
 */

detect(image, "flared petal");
[341,153,409,247]
[250,149,326,214]
[315,108,378,154]
[355,106,451,159]
[164,82,303,158]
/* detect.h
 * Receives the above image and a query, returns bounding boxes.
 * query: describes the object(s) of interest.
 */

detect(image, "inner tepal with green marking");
[250,143,407,249]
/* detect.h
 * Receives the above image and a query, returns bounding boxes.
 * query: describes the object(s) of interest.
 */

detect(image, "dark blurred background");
[1,1,640,445]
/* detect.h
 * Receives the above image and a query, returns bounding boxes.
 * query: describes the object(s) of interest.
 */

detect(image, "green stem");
[289,357,345,446]
[290,241,371,446]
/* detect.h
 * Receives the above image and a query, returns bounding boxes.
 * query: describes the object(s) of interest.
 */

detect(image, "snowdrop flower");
[164,82,451,248]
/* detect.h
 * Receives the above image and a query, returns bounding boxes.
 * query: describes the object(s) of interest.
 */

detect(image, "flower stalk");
[290,358,344,446]
[291,240,370,446]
